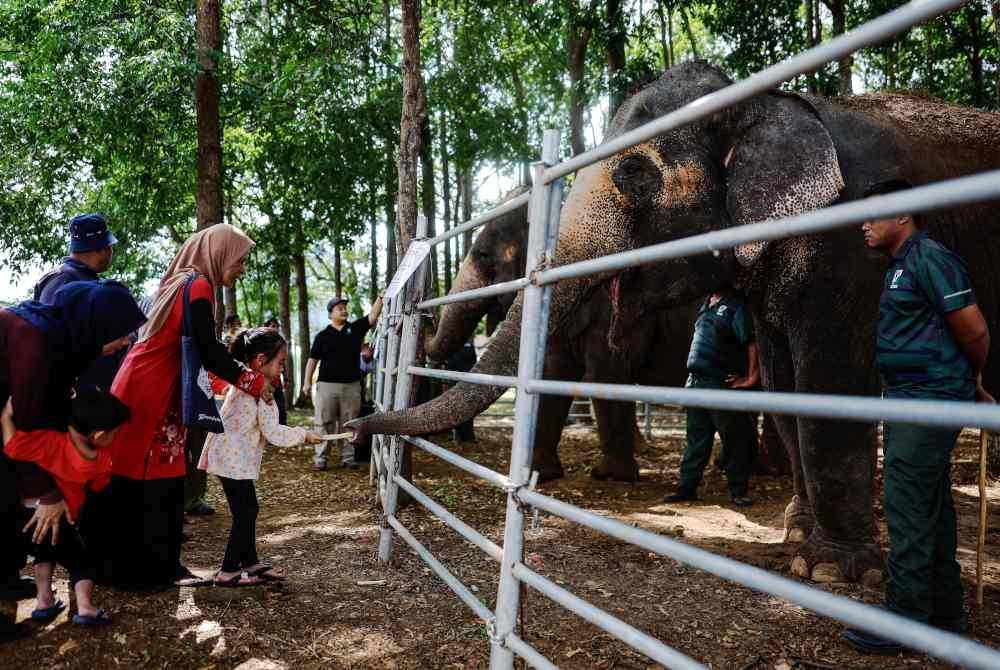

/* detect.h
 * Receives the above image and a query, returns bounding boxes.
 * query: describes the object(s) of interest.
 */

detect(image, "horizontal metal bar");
[524,379,1000,431]
[543,0,965,184]
[403,436,513,489]
[428,192,531,245]
[386,514,495,624]
[536,169,1000,286]
[408,366,518,389]
[517,488,1000,670]
[512,562,704,670]
[505,634,559,670]
[393,474,502,562]
[417,277,529,310]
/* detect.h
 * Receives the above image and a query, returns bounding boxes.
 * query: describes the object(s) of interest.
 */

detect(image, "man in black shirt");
[304,295,383,470]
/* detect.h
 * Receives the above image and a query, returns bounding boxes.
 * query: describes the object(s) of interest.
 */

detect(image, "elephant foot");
[590,455,640,482]
[532,455,565,483]
[789,530,883,586]
[781,495,814,544]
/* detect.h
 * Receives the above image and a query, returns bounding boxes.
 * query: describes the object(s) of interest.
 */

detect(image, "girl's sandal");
[247,565,286,582]
[214,572,264,588]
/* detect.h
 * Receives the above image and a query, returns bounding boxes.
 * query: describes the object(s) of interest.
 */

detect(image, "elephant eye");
[612,154,660,203]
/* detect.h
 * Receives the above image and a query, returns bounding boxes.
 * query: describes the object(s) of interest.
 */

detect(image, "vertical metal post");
[375,293,403,501]
[644,402,652,441]
[378,215,430,563]
[489,130,562,669]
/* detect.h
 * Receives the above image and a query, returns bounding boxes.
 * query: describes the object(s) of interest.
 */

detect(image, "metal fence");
[371,1,1000,667]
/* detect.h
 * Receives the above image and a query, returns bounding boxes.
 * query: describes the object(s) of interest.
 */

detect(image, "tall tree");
[397,0,426,256]
[605,0,628,116]
[566,1,594,156]
[195,0,224,232]
[822,0,853,94]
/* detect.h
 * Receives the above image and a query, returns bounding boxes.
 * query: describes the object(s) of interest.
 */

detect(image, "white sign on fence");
[384,239,431,299]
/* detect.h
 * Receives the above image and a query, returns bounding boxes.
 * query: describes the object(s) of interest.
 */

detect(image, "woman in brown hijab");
[86,225,273,590]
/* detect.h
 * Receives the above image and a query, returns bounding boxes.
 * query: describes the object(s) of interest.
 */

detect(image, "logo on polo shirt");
[890,269,903,289]
[717,305,727,315]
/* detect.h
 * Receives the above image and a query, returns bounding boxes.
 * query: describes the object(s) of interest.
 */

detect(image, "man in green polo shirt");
[843,180,991,655]
[663,285,759,507]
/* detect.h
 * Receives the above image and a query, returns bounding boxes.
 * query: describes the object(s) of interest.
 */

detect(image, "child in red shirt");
[1,389,130,626]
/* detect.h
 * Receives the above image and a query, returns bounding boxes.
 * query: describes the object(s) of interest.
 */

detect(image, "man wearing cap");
[303,294,383,471]
[34,213,126,393]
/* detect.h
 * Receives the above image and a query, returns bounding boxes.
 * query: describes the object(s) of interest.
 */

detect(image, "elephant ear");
[725,94,844,267]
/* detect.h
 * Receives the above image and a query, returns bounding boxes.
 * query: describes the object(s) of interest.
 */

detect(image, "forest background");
[1,0,998,402]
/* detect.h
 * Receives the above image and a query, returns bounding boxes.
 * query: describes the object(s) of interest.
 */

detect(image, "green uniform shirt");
[686,292,754,388]
[877,231,976,400]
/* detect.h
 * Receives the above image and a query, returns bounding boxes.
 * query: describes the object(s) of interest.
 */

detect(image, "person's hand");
[726,374,754,390]
[304,432,325,445]
[302,383,312,398]
[2,398,12,422]
[260,381,274,404]
[24,500,70,545]
[976,382,995,404]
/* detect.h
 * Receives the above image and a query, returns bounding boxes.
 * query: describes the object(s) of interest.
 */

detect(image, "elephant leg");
[532,394,574,481]
[787,326,882,586]
[531,339,581,482]
[590,399,640,481]
[756,325,813,544]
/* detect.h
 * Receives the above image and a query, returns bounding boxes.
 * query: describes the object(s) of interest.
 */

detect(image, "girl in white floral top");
[199,328,322,586]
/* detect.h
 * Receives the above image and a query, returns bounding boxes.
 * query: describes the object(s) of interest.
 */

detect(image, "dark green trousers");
[680,405,757,493]
[883,421,963,623]
[184,426,208,512]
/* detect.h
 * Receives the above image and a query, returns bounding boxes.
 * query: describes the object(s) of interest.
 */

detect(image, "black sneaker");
[185,502,215,516]
[663,488,698,503]
[841,628,903,655]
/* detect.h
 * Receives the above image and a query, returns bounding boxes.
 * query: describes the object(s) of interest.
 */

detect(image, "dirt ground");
[3,407,1000,669]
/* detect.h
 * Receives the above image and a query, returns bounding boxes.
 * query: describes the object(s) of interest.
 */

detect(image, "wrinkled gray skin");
[352,62,1000,584]
[424,188,696,482]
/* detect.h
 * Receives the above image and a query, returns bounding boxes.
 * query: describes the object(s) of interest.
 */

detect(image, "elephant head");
[424,186,529,362]
[352,62,844,439]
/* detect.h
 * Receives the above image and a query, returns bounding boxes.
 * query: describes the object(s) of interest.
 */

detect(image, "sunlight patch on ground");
[175,586,203,621]
[261,511,376,544]
[623,505,785,544]
[305,626,402,664]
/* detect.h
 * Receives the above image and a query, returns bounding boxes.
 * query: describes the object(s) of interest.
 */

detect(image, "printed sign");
[384,239,431,299]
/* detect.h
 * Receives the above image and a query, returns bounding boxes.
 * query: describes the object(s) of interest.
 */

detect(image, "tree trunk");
[370,210,379,299]
[397,0,426,257]
[195,0,223,232]
[278,261,295,402]
[294,250,311,407]
[605,0,627,117]
[678,3,700,60]
[334,243,343,297]
[655,2,672,70]
[420,115,437,298]
[967,6,984,108]
[804,0,820,93]
[440,112,452,294]
[567,20,592,156]
[461,168,473,257]
[224,286,237,317]
[824,0,853,95]
[992,2,1000,108]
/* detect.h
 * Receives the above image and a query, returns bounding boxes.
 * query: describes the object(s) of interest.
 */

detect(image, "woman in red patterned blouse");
[85,224,273,590]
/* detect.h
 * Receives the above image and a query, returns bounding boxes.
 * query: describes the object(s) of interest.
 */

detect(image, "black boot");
[663,487,698,503]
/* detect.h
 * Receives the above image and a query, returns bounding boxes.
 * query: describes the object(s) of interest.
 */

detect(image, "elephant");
[352,62,1000,584]
[423,187,697,482]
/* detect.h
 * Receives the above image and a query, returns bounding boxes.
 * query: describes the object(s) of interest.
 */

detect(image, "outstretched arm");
[369,295,384,326]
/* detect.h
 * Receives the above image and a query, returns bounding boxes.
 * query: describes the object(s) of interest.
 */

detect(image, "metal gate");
[371,1,1000,667]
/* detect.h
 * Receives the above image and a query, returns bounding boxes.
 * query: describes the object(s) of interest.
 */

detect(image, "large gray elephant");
[353,62,1000,584]
[424,187,696,481]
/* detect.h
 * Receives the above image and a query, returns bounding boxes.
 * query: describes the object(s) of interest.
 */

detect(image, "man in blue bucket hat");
[34,213,118,304]
[33,213,131,393]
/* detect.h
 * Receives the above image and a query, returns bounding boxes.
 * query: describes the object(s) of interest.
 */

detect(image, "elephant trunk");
[424,256,492,362]
[350,162,625,439]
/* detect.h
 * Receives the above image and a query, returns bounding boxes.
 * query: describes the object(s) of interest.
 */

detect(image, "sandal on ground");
[72,609,112,627]
[246,564,285,581]
[213,572,265,588]
[31,599,66,622]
